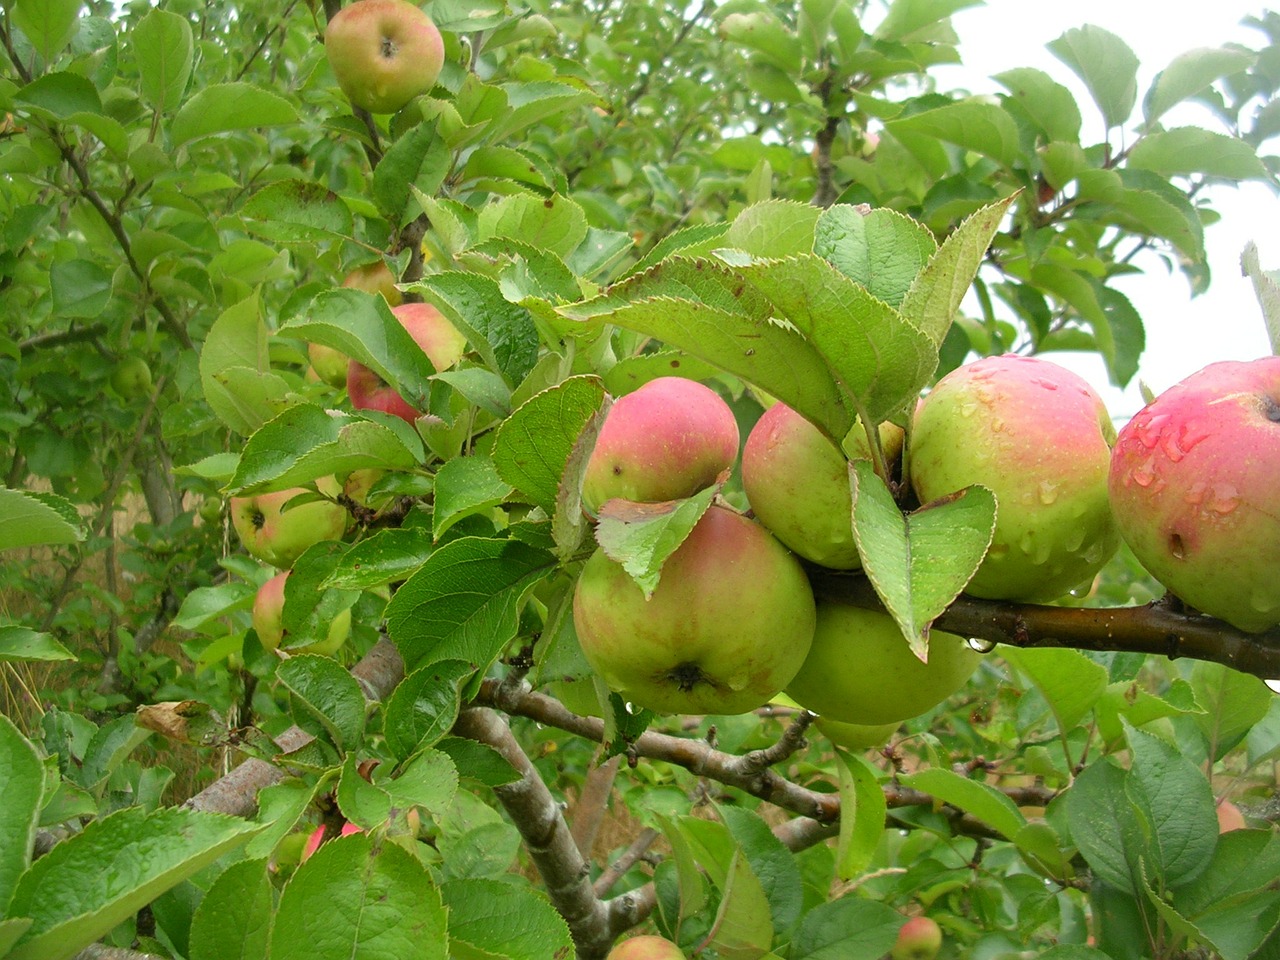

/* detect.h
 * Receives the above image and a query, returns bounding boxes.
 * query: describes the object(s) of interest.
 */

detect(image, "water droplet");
[1265,678,1280,695]
[991,418,1005,433]
[1038,480,1060,505]
[967,637,998,653]
[1184,481,1208,506]
[1177,421,1210,454]
[1132,460,1157,488]
[959,402,978,418]
[1032,377,1058,391]
[1251,588,1277,614]
[1136,413,1169,450]
[1209,484,1240,514]
[1063,528,1086,552]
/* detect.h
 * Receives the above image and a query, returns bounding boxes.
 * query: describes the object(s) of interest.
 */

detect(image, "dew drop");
[1177,421,1210,454]
[1251,588,1277,614]
[1032,377,1059,391]
[1038,480,1060,505]
[959,402,978,418]
[1265,678,1280,695]
[967,637,998,653]
[1063,528,1086,552]
[1184,481,1208,506]
[1209,483,1241,515]
[1132,460,1157,488]
[1135,413,1169,450]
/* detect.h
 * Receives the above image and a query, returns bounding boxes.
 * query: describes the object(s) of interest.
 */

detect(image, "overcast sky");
[913,1,1279,416]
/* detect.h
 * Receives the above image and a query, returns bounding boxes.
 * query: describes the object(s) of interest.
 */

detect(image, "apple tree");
[2,1,1280,959]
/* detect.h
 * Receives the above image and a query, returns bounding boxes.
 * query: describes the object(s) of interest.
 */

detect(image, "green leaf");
[1128,127,1269,180]
[874,0,978,41]
[718,11,802,73]
[77,715,152,792]
[994,68,1082,142]
[1144,47,1256,125]
[629,222,730,275]
[15,72,102,118]
[8,807,258,960]
[1172,830,1280,960]
[432,455,513,541]
[724,199,820,259]
[383,660,476,760]
[1189,660,1272,762]
[337,753,392,829]
[381,748,459,818]
[900,767,1027,841]
[434,737,519,787]
[476,192,587,260]
[719,806,804,936]
[440,877,573,960]
[833,749,886,881]
[373,120,449,227]
[413,272,540,387]
[707,849,775,960]
[1001,647,1108,733]
[0,715,43,915]
[1242,242,1280,356]
[1073,168,1204,262]
[493,375,607,516]
[789,896,904,959]
[885,100,1021,167]
[385,536,556,672]
[0,626,76,664]
[199,294,291,436]
[189,859,273,960]
[171,82,298,146]
[1065,759,1142,893]
[815,205,937,309]
[173,581,255,633]
[49,259,111,319]
[320,529,435,592]
[593,487,717,598]
[244,779,324,862]
[132,8,193,114]
[0,489,85,550]
[1048,25,1140,129]
[13,0,79,61]
[280,544,361,651]
[270,833,446,960]
[241,180,356,246]
[229,403,422,495]
[901,194,1017,346]
[275,655,367,752]
[488,80,598,143]
[850,462,995,659]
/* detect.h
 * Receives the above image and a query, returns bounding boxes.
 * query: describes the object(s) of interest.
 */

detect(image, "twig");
[593,826,659,896]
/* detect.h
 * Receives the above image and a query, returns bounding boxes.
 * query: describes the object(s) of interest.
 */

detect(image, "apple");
[324,0,444,114]
[785,601,979,725]
[1216,800,1247,833]
[309,263,404,388]
[606,935,687,960]
[230,479,348,569]
[892,916,943,960]
[252,570,352,656]
[1108,358,1280,632]
[581,377,739,517]
[814,716,899,750]
[347,302,468,423]
[742,401,903,569]
[911,354,1119,602]
[300,822,362,861]
[573,505,816,716]
[308,342,351,389]
[110,355,153,399]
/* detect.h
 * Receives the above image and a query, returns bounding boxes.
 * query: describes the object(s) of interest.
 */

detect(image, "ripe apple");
[911,354,1119,602]
[1216,799,1247,833]
[300,822,362,861]
[324,0,445,114]
[607,936,687,960]
[109,355,153,399]
[1108,358,1280,632]
[347,302,468,423]
[742,401,903,569]
[230,478,348,569]
[252,570,352,656]
[573,505,816,716]
[785,601,979,725]
[309,263,404,388]
[892,916,943,960]
[581,377,739,516]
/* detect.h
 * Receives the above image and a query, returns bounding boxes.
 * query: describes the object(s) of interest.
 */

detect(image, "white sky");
[927,1,1279,417]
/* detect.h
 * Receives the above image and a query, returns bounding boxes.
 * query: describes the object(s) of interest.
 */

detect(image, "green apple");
[742,401,903,569]
[252,570,352,656]
[911,354,1119,602]
[1109,357,1280,632]
[573,505,816,716]
[325,0,444,114]
[607,935,687,960]
[785,601,979,725]
[892,917,942,960]
[581,377,739,517]
[230,478,348,569]
[110,355,153,399]
[814,716,899,750]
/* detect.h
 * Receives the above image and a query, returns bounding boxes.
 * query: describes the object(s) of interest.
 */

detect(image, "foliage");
[2,0,1280,958]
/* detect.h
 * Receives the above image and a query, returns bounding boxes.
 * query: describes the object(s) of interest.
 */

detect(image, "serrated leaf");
[789,896,903,959]
[8,807,258,960]
[15,72,102,118]
[719,11,802,73]
[172,82,298,145]
[718,806,804,936]
[593,487,717,598]
[1144,47,1256,125]
[320,529,435,591]
[487,80,598,143]
[1048,25,1139,129]
[1190,660,1272,761]
[383,660,475,759]
[385,537,555,672]
[476,192,587,259]
[49,259,111,319]
[270,833,446,960]
[0,488,86,550]
[432,455,513,541]
[77,716,152,792]
[724,199,820,259]
[372,119,449,227]
[850,462,995,659]
[275,655,366,752]
[0,626,76,663]
[833,749,886,881]
[132,8,192,114]
[336,753,392,829]
[0,715,43,915]
[1066,758,1144,894]
[708,849,775,960]
[13,0,79,61]
[189,859,273,960]
[1001,647,1108,732]
[412,272,540,387]
[1242,242,1280,356]
[382,748,459,817]
[493,375,607,516]
[1128,127,1269,180]
[241,180,356,245]
[655,813,711,921]
[815,205,937,308]
[885,100,1021,167]
[629,222,731,275]
[434,737,519,787]
[198,294,290,436]
[440,877,573,960]
[900,767,1027,840]
[244,779,325,862]
[994,67,1082,142]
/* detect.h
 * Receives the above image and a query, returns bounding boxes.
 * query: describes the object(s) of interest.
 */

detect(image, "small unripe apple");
[573,505,816,716]
[581,377,739,516]
[606,935,687,960]
[892,916,943,960]
[785,601,979,725]
[252,571,352,656]
[325,0,444,114]
[814,716,898,750]
[230,478,348,569]
[911,354,1119,602]
[742,401,903,569]
[110,355,153,399]
[347,302,467,423]
[1109,358,1280,632]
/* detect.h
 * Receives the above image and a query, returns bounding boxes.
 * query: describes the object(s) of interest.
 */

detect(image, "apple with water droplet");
[911,354,1119,602]
[573,505,815,716]
[1109,357,1280,632]
[325,0,444,114]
